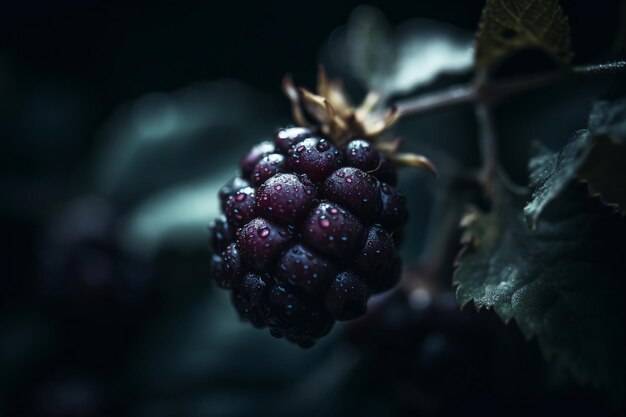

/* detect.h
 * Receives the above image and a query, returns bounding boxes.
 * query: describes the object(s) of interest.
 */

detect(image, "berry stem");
[395,60,626,116]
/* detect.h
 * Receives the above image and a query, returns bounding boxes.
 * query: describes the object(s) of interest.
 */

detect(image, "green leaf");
[322,5,474,98]
[580,99,626,214]
[454,178,626,402]
[475,0,573,70]
[524,98,626,227]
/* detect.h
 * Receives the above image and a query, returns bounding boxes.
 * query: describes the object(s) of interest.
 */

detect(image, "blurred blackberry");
[38,196,148,311]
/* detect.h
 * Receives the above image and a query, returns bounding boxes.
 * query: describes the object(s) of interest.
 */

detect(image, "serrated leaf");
[580,99,626,213]
[455,179,626,402]
[524,99,626,227]
[475,0,573,70]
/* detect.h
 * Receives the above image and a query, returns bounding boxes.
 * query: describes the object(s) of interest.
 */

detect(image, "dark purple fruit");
[219,177,250,211]
[236,218,290,272]
[241,141,276,177]
[232,272,270,327]
[376,182,408,229]
[256,173,317,224]
[355,225,395,275]
[251,153,286,186]
[213,243,242,289]
[274,126,313,153]
[325,271,369,321]
[225,186,257,229]
[266,284,305,337]
[286,304,334,348]
[323,167,380,220]
[210,215,233,254]
[209,125,412,347]
[287,137,344,182]
[277,244,336,294]
[345,139,380,172]
[302,201,365,259]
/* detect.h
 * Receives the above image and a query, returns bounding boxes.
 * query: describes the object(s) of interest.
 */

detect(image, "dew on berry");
[225,186,257,228]
[355,225,395,275]
[219,177,251,211]
[302,201,364,258]
[325,270,369,321]
[251,153,286,186]
[274,126,313,153]
[257,173,317,224]
[277,244,337,294]
[241,141,276,177]
[287,137,344,182]
[237,218,291,272]
[323,167,381,220]
[344,139,380,172]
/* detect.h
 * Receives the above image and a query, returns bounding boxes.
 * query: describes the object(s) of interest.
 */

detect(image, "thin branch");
[396,60,626,117]
[475,102,498,195]
[396,85,476,116]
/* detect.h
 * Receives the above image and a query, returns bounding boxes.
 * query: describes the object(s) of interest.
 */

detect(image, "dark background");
[1,1,624,416]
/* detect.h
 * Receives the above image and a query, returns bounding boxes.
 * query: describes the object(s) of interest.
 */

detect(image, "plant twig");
[396,61,626,117]
[475,102,498,194]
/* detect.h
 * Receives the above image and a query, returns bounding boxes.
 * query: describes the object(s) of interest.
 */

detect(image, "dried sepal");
[284,66,437,176]
[282,74,309,128]
[391,152,438,177]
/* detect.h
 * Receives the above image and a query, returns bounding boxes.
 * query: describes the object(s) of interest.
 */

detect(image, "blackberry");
[251,153,286,186]
[209,70,435,347]
[344,139,380,172]
[287,137,344,182]
[323,167,381,220]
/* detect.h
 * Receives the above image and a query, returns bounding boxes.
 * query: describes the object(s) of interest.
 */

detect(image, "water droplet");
[340,236,348,241]
[274,185,282,191]
[258,227,270,237]
[235,193,246,202]
[316,140,330,151]
[346,177,352,183]
[319,218,330,228]
[296,145,305,153]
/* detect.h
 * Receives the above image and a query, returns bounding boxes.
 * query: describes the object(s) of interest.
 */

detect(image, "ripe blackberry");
[287,137,344,182]
[209,69,435,347]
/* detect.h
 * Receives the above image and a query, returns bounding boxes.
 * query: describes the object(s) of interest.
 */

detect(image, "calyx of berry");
[283,67,438,176]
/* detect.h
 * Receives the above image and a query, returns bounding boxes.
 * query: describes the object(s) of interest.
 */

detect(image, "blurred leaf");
[120,175,232,256]
[524,98,626,228]
[92,80,283,210]
[475,0,573,70]
[454,172,626,401]
[322,5,474,99]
